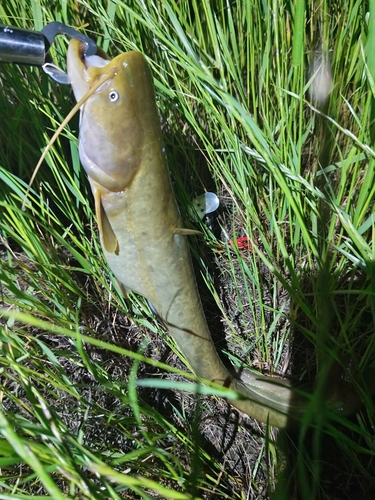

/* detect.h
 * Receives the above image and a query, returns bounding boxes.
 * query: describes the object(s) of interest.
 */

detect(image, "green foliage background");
[1,1,375,499]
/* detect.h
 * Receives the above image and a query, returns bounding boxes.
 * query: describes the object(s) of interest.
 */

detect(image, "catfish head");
[67,39,161,192]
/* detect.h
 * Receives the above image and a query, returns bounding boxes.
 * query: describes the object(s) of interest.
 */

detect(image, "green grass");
[1,0,375,498]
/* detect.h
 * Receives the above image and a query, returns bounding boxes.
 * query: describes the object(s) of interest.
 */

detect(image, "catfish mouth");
[67,39,112,102]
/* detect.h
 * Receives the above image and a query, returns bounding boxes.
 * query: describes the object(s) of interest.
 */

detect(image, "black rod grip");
[0,25,46,65]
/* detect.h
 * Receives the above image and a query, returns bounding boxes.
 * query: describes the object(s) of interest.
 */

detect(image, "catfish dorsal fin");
[92,186,119,255]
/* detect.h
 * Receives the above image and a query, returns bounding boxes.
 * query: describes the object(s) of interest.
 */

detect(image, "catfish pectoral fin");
[116,279,130,298]
[173,228,202,236]
[93,187,119,254]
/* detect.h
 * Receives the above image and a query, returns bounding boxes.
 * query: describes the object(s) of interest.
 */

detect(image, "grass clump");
[1,0,375,498]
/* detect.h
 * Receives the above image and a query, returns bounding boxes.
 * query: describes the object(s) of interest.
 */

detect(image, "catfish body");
[66,40,318,428]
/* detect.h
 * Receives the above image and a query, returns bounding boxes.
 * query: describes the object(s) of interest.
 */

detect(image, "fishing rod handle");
[0,24,46,65]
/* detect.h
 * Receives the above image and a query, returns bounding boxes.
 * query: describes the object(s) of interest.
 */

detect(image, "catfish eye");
[109,90,119,102]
